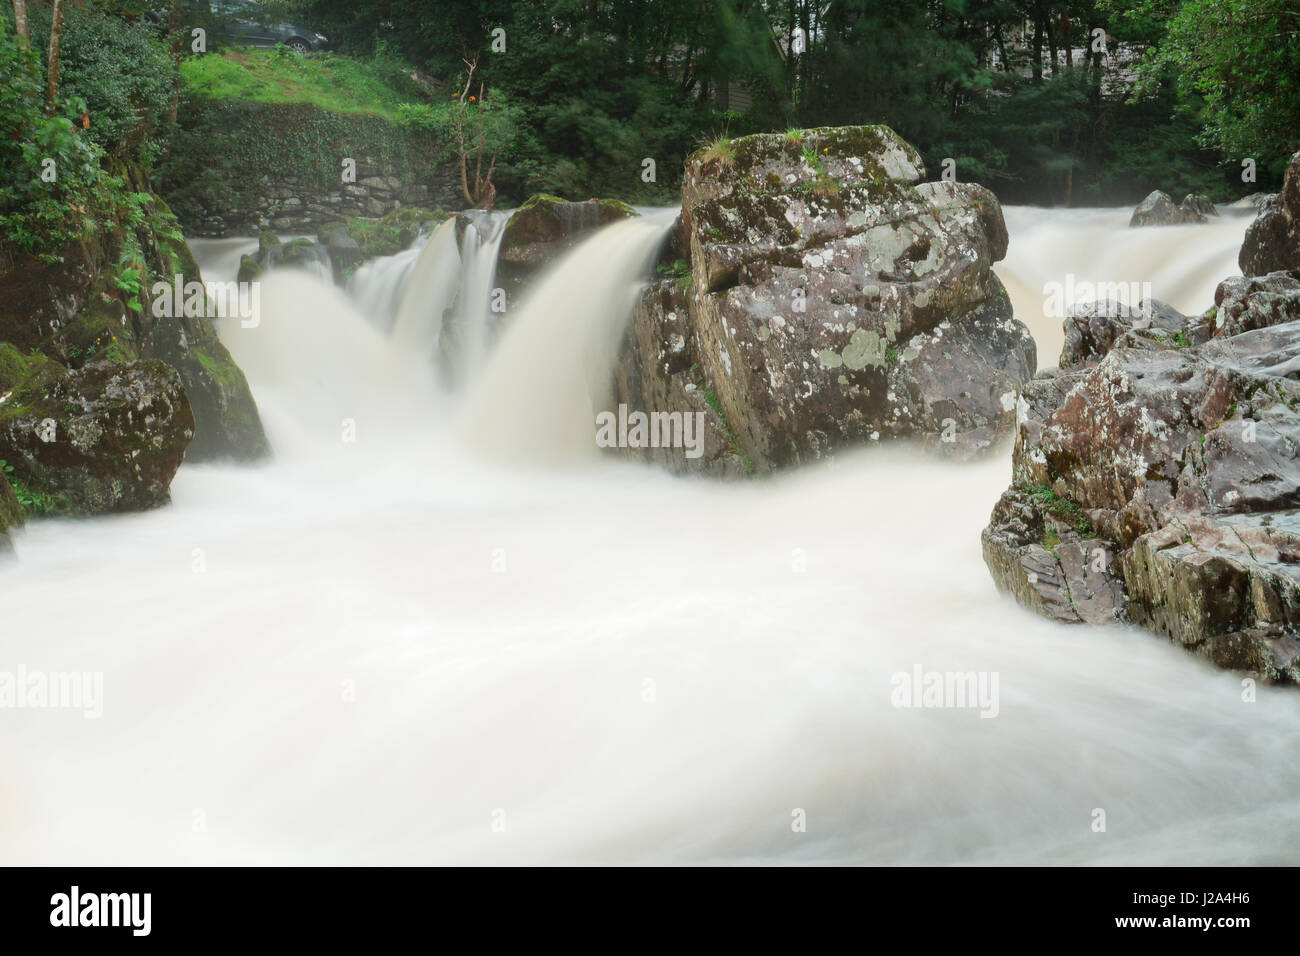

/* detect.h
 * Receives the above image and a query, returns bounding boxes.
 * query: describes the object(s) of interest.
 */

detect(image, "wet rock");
[982,270,1300,681]
[1181,193,1218,217]
[497,194,638,298]
[0,171,268,462]
[265,236,331,274]
[629,125,1034,473]
[610,278,750,477]
[1129,190,1208,227]
[1239,151,1300,276]
[1060,299,1189,369]
[318,222,362,283]
[0,359,194,514]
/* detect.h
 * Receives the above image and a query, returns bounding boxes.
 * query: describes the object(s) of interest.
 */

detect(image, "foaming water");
[460,210,678,463]
[996,206,1253,363]
[3,208,1298,865]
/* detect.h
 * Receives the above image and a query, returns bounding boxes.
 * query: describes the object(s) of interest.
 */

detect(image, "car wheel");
[287,38,311,54]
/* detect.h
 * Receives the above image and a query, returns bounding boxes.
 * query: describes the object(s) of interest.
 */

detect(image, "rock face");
[1239,151,1300,276]
[0,169,268,462]
[982,271,1300,682]
[1129,190,1211,226]
[497,194,638,298]
[612,126,1034,474]
[0,468,21,557]
[0,359,194,514]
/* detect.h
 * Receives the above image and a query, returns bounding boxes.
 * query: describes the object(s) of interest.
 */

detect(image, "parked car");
[207,0,329,53]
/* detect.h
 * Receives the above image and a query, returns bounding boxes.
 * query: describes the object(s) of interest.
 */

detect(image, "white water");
[4,206,1299,865]
[996,206,1256,362]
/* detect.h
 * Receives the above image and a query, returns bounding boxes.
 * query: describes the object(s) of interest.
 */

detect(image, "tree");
[44,0,62,116]
[11,0,28,46]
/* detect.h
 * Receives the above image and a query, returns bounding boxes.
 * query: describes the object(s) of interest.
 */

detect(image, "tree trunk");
[44,0,63,117]
[1032,15,1043,82]
[1045,12,1058,74]
[12,0,29,46]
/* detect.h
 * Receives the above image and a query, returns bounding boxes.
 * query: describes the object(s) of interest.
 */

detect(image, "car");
[206,0,329,53]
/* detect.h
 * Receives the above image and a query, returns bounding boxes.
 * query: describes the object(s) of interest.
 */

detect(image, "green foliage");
[179,48,428,121]
[1122,0,1300,169]
[1019,482,1095,536]
[0,20,107,254]
[656,258,691,291]
[26,5,174,168]
[0,459,62,517]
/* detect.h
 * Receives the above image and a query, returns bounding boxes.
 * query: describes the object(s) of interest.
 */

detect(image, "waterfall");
[347,237,430,333]
[439,210,511,386]
[995,206,1255,363]
[390,218,462,357]
[8,206,1300,866]
[459,210,677,464]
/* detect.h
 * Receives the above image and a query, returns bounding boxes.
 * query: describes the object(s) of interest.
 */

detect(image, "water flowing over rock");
[614,125,1035,475]
[0,359,194,514]
[982,271,1300,682]
[1129,189,1210,227]
[1239,150,1300,276]
[496,194,638,298]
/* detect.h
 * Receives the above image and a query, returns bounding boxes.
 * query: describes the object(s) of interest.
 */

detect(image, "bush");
[0,21,106,254]
[26,5,174,169]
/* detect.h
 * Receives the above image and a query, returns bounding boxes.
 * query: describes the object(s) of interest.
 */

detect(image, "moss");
[0,345,57,394]
[346,205,443,259]
[1018,482,1095,536]
[193,346,243,391]
[701,385,755,475]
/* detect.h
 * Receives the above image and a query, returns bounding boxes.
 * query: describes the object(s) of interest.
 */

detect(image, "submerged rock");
[1239,150,1300,276]
[613,125,1034,475]
[1129,189,1209,227]
[0,359,194,514]
[982,271,1300,682]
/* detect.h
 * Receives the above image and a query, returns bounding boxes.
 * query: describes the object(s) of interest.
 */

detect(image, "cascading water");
[347,236,430,333]
[440,211,511,384]
[460,210,678,463]
[995,206,1257,362]
[5,207,1300,865]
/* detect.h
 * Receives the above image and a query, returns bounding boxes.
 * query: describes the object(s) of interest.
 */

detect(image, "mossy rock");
[0,466,23,532]
[0,343,57,394]
[237,254,262,284]
[0,359,194,514]
[499,194,639,267]
[346,205,442,259]
[258,230,282,259]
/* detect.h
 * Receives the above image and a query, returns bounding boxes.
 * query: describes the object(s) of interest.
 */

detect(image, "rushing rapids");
[2,207,1297,865]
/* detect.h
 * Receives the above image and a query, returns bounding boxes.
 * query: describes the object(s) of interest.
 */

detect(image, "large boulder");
[612,126,1035,474]
[1239,150,1300,276]
[1129,189,1208,227]
[0,167,268,462]
[982,271,1300,682]
[0,359,194,514]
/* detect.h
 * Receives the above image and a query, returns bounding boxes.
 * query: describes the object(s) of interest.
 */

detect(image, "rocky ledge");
[982,271,1300,682]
